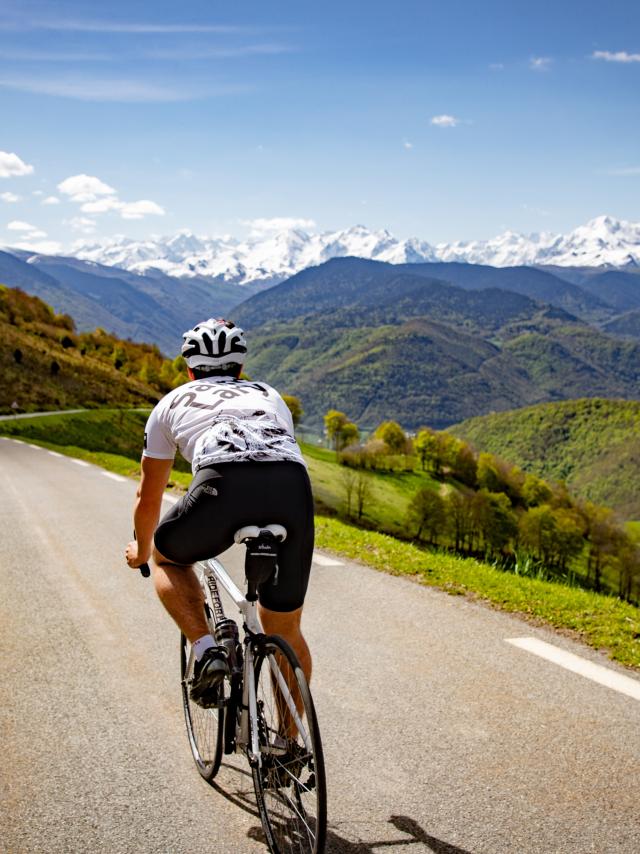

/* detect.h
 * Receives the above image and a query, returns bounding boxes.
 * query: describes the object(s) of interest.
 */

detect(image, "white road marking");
[101,472,126,483]
[506,637,640,702]
[71,459,90,467]
[47,450,63,458]
[313,552,344,567]
[28,444,43,450]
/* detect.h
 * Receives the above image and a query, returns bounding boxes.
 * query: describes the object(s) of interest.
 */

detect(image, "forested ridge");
[0,285,189,413]
[234,257,640,430]
[451,398,640,520]
[315,409,640,604]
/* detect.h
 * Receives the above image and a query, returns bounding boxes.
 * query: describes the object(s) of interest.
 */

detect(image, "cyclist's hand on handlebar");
[125,540,150,569]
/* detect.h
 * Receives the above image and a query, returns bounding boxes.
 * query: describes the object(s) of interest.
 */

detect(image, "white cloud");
[146,43,294,60]
[1,192,20,202]
[32,190,44,196]
[0,150,34,178]
[242,217,316,232]
[31,20,244,34]
[489,62,504,70]
[68,216,97,234]
[530,56,552,71]
[0,48,115,61]
[7,220,37,231]
[403,140,414,150]
[59,173,165,220]
[80,197,124,213]
[605,166,640,176]
[0,75,246,102]
[120,200,165,219]
[592,50,640,63]
[58,174,117,202]
[42,195,60,205]
[431,114,459,128]
[4,238,63,254]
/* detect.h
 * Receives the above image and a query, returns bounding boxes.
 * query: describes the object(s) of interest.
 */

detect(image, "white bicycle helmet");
[181,318,247,368]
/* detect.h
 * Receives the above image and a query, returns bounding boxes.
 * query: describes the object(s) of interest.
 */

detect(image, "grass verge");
[315,516,640,670]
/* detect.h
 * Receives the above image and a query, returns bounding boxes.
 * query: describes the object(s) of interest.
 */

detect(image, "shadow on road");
[213,763,472,853]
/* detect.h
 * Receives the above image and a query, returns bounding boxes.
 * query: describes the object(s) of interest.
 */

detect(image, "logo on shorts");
[201,484,218,496]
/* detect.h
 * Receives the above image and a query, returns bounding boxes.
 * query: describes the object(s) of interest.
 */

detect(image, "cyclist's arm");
[133,456,174,562]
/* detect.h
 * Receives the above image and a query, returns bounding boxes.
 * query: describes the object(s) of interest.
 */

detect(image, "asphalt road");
[1,437,639,854]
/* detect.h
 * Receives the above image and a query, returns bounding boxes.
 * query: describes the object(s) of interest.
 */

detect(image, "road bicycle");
[176,524,327,854]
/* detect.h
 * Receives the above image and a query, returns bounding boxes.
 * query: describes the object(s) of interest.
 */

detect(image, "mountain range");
[65,215,640,286]
[233,257,640,430]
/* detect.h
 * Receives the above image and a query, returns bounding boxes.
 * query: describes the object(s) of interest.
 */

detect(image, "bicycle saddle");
[234,525,287,601]
[233,525,287,544]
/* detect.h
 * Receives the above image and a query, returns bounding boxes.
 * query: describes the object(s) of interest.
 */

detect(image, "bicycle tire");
[180,633,224,782]
[251,635,327,854]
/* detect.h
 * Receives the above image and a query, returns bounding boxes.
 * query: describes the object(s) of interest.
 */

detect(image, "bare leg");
[151,547,209,643]
[258,604,312,684]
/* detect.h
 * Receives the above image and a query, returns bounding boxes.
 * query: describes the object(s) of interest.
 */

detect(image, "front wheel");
[181,633,224,783]
[251,636,327,854]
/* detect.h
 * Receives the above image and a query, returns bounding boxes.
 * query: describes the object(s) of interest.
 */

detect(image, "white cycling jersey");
[143,376,306,472]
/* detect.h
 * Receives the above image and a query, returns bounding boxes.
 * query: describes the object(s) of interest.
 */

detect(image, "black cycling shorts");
[154,461,315,612]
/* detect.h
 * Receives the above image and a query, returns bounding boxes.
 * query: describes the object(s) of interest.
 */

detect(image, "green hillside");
[234,258,640,430]
[244,313,640,431]
[0,285,189,414]
[451,398,640,519]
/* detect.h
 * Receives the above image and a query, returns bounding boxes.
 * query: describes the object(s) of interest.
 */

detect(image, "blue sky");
[1,0,639,251]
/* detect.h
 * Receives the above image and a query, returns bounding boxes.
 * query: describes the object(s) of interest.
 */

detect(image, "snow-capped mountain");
[73,224,437,284]
[436,216,640,268]
[71,215,640,285]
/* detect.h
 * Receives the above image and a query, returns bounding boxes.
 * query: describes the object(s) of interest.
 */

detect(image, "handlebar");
[133,531,151,579]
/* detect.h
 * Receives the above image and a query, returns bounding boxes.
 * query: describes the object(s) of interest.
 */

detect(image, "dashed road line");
[47,450,63,458]
[506,637,640,702]
[101,472,127,483]
[71,459,90,467]
[28,444,43,450]
[313,552,344,567]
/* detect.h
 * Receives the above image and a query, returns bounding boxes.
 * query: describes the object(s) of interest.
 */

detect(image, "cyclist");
[125,319,314,707]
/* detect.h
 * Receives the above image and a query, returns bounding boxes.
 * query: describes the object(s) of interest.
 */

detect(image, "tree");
[408,488,445,543]
[282,394,303,427]
[324,409,348,450]
[518,504,584,572]
[324,410,359,452]
[414,429,439,472]
[443,489,475,552]
[340,467,358,517]
[341,422,359,448]
[138,355,160,386]
[471,490,517,556]
[577,501,629,593]
[374,421,407,454]
[449,442,478,487]
[522,473,552,507]
[355,472,371,520]
[476,453,502,493]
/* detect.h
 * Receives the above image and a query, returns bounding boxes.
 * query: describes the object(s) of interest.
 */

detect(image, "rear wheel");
[251,636,327,853]
[181,633,223,782]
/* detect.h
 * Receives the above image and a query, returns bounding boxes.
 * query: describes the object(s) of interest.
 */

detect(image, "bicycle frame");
[190,556,312,768]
